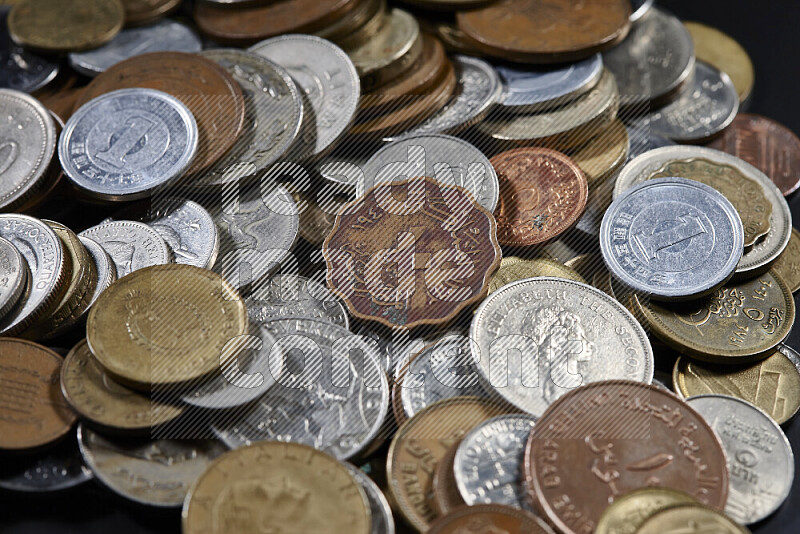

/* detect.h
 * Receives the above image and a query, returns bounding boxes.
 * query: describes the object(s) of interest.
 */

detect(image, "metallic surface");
[79,220,171,278]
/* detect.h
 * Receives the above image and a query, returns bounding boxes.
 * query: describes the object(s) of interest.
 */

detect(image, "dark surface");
[4,0,800,533]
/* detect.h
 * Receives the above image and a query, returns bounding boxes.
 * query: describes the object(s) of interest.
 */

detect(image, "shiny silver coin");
[211,318,389,461]
[630,0,655,21]
[197,49,302,187]
[78,236,117,309]
[249,34,360,158]
[453,414,537,511]
[494,53,603,113]
[345,463,396,534]
[79,220,171,279]
[245,273,349,328]
[68,20,202,77]
[360,133,499,212]
[470,277,654,418]
[649,61,739,143]
[600,177,744,301]
[0,89,57,211]
[0,431,92,492]
[0,9,59,93]
[59,88,198,201]
[686,395,794,525]
[77,424,227,508]
[0,235,29,320]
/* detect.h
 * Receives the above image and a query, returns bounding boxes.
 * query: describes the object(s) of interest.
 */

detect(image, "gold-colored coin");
[564,253,606,281]
[9,0,124,52]
[86,264,248,390]
[568,118,629,185]
[60,339,184,432]
[673,345,800,424]
[770,227,800,293]
[648,158,772,249]
[183,442,371,534]
[595,487,698,534]
[488,257,585,293]
[634,270,795,364]
[684,21,754,103]
[637,504,751,534]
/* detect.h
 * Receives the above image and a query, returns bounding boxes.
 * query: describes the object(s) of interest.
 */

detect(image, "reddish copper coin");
[707,113,800,196]
[324,177,501,328]
[73,52,245,177]
[428,504,555,534]
[491,147,588,247]
[432,441,466,516]
[122,0,180,27]
[526,380,729,534]
[0,338,76,451]
[456,0,631,64]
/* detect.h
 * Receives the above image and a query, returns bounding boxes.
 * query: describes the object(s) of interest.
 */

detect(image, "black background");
[4,0,800,532]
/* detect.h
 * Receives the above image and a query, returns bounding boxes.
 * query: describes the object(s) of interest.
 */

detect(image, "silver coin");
[68,20,202,77]
[59,88,198,201]
[249,34,360,158]
[197,49,303,187]
[212,318,389,461]
[77,424,227,508]
[0,235,28,320]
[354,323,431,378]
[360,133,499,212]
[630,0,655,21]
[470,277,654,418]
[345,463,396,534]
[614,146,792,279]
[0,214,67,335]
[600,177,744,301]
[453,414,536,511]
[245,272,349,328]
[494,53,603,112]
[78,236,117,309]
[686,394,794,524]
[649,61,739,143]
[0,89,57,211]
[79,220,171,279]
[603,7,694,105]
[0,8,59,93]
[0,431,92,492]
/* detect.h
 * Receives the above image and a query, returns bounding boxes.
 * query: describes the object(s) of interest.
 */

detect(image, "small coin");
[183,442,371,534]
[0,339,76,451]
[432,441,466,516]
[345,463,396,534]
[489,257,585,293]
[427,504,555,534]
[122,0,180,27]
[79,220,171,279]
[0,430,91,492]
[637,504,751,534]
[771,227,800,293]
[568,119,629,185]
[595,487,698,534]
[685,21,754,103]
[0,235,28,320]
[78,236,117,309]
[245,273,349,328]
[0,8,59,93]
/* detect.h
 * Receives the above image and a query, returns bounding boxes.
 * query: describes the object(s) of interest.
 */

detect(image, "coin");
[595,487,699,534]
[432,442,466,516]
[316,0,383,46]
[708,113,800,196]
[78,236,117,309]
[0,235,28,320]
[491,147,588,247]
[183,442,372,534]
[345,462,396,534]
[489,257,585,293]
[245,273,349,328]
[427,504,555,534]
[289,184,350,246]
[636,504,750,534]
[0,430,92,492]
[122,0,180,27]
[457,0,630,64]
[568,119,629,185]
[630,0,654,21]
[634,270,795,363]
[0,8,59,93]
[471,278,653,418]
[68,20,202,77]
[9,0,123,52]
[387,397,511,531]
[0,339,76,451]
[324,177,501,328]
[86,264,248,390]
[685,21,754,103]
[249,34,360,158]
[79,220,171,279]
[771,228,800,293]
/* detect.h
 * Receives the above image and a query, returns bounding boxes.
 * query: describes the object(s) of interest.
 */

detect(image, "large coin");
[595,487,698,534]
[471,278,654,418]
[79,220,171,278]
[0,235,28,320]
[244,273,349,328]
[637,504,750,534]
[0,8,59,92]
[685,21,754,103]
[427,504,555,534]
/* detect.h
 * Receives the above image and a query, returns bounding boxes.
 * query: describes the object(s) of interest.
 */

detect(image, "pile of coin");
[1,1,799,533]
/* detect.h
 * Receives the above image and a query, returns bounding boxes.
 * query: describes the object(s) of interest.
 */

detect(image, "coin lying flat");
[489,257,585,294]
[428,504,555,534]
[595,487,699,534]
[78,236,117,309]
[568,118,629,185]
[0,9,59,93]
[79,220,171,279]
[245,273,349,328]
[637,504,751,534]
[0,235,28,320]
[685,21,754,103]
[0,430,92,492]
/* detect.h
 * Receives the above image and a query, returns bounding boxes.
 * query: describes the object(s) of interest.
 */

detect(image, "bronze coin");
[0,338,76,451]
[73,52,245,177]
[526,380,729,534]
[122,0,180,27]
[428,504,555,534]
[707,113,800,196]
[456,0,631,64]
[491,147,588,247]
[432,441,466,516]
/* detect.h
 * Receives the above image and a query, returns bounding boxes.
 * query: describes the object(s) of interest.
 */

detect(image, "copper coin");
[432,441,466,516]
[324,177,501,328]
[194,0,359,46]
[456,0,631,64]
[491,147,588,247]
[707,113,800,196]
[122,0,180,27]
[428,504,555,534]
[0,338,76,451]
[526,380,729,534]
[73,52,245,177]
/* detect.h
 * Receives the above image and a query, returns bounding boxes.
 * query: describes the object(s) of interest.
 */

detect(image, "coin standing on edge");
[79,220,171,279]
[245,273,349,328]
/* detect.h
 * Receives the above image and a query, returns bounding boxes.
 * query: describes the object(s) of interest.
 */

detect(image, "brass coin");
[684,21,754,103]
[183,442,371,534]
[771,227,800,293]
[488,257,585,293]
[595,487,698,534]
[0,338,76,451]
[122,0,180,27]
[317,0,384,47]
[568,119,629,185]
[637,504,751,534]
[86,264,248,390]
[673,345,800,425]
[634,270,795,363]
[60,339,184,432]
[9,0,124,52]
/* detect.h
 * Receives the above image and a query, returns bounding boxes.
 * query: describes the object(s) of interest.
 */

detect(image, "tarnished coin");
[472,278,653,418]
[245,273,349,328]
[60,88,198,200]
[345,463,396,534]
[489,257,585,294]
[0,8,59,93]
[68,20,202,77]
[78,424,225,507]
[428,504,555,534]
[491,148,588,247]
[685,21,754,103]
[0,235,28,320]
[78,236,117,308]
[0,431,92,492]
[122,0,181,27]
[772,227,800,293]
[183,442,372,534]
[79,220,170,278]
[0,339,76,451]
[86,264,248,390]
[637,504,750,534]
[634,270,795,363]
[595,487,698,534]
